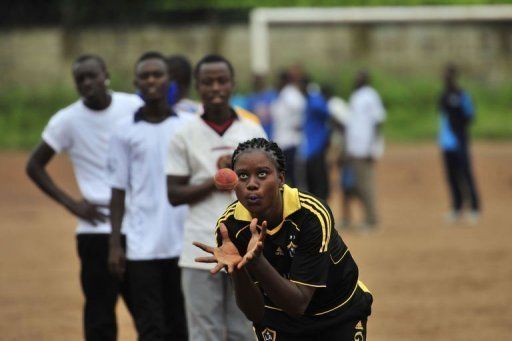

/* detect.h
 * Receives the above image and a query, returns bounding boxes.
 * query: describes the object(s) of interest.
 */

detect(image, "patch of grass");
[0,85,76,149]
[0,71,510,149]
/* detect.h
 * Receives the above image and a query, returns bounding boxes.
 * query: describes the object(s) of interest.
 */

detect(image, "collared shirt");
[107,108,190,260]
[166,110,266,270]
[216,185,371,333]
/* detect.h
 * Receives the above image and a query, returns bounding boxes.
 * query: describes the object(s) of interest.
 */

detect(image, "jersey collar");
[233,184,302,228]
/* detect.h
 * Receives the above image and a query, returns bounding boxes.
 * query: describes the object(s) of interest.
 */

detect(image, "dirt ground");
[1,143,511,340]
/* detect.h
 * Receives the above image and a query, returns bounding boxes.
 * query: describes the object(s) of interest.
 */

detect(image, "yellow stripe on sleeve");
[214,203,237,246]
[299,193,332,252]
[299,200,328,252]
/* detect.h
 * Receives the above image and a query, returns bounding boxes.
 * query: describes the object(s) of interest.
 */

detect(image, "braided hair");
[231,138,286,174]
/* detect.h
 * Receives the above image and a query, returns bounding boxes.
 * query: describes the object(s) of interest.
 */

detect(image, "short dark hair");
[72,54,107,72]
[194,54,234,81]
[135,51,168,72]
[232,138,286,174]
[167,54,192,88]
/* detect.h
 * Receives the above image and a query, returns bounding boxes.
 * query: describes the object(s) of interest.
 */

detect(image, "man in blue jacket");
[438,64,480,223]
[300,77,330,201]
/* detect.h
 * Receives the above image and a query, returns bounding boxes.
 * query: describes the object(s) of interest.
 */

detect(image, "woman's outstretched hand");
[237,218,267,270]
[194,223,242,274]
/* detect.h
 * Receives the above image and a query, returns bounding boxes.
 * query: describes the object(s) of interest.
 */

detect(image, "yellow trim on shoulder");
[235,106,261,124]
[214,203,237,245]
[233,185,302,236]
[282,185,302,218]
[299,193,332,252]
[215,203,237,228]
[233,201,252,222]
[330,248,349,265]
[290,279,327,288]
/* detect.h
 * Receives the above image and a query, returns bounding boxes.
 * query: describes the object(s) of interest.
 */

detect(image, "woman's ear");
[278,172,285,188]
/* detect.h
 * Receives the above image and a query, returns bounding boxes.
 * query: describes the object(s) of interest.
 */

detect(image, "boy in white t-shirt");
[108,51,188,341]
[26,54,143,340]
[167,54,266,341]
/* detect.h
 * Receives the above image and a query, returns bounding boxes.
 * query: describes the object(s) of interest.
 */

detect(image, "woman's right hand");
[194,223,242,274]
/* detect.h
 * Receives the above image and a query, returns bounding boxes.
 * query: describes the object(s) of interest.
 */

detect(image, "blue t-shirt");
[246,89,278,138]
[300,90,330,159]
[438,90,474,151]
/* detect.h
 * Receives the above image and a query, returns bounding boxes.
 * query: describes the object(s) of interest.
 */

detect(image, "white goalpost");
[249,5,512,74]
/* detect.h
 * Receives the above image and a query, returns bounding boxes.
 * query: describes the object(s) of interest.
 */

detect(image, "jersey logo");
[355,320,364,330]
[261,327,277,341]
[286,234,297,257]
[354,331,364,341]
[275,247,284,256]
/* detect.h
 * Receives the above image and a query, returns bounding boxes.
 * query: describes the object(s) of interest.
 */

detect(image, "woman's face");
[234,150,284,219]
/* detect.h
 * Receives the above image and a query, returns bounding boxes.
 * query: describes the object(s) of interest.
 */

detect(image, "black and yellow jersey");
[215,185,372,333]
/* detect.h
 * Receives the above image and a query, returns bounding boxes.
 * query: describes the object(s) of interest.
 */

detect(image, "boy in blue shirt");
[438,64,480,223]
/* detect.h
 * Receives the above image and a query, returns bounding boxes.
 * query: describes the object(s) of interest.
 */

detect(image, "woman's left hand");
[237,218,267,269]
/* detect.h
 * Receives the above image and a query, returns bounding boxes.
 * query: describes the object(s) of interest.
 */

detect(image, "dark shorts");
[254,318,367,341]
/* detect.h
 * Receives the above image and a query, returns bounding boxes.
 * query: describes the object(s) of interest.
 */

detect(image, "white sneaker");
[466,211,480,225]
[444,211,461,224]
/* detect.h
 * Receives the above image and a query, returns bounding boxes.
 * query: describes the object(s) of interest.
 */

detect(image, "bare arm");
[194,223,265,322]
[108,188,126,278]
[247,256,315,317]
[167,154,233,206]
[240,219,316,317]
[26,141,107,225]
[166,175,217,206]
[231,268,265,322]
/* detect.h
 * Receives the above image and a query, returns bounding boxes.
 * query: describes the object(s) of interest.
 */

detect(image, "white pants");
[181,268,254,341]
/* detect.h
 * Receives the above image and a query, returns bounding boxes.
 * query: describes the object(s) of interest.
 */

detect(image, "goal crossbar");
[250,5,512,74]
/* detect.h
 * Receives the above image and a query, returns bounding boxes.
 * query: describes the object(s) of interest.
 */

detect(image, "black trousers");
[77,234,132,341]
[254,319,367,341]
[305,149,329,201]
[127,258,187,341]
[443,149,480,212]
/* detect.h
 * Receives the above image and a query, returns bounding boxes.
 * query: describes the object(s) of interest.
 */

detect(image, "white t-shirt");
[271,84,305,150]
[328,96,351,126]
[108,110,191,260]
[346,86,386,159]
[173,98,201,116]
[166,114,267,270]
[42,92,143,234]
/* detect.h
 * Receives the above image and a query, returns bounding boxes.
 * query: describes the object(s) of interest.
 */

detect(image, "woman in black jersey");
[195,138,373,341]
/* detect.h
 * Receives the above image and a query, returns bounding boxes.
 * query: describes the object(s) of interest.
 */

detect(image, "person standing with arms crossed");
[26,54,143,340]
[108,51,188,341]
[438,64,480,224]
[166,54,266,341]
[194,138,373,341]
